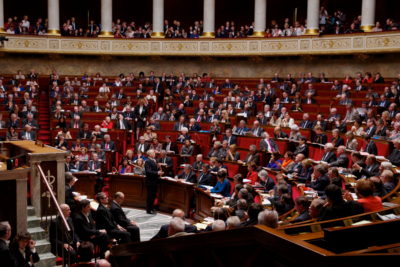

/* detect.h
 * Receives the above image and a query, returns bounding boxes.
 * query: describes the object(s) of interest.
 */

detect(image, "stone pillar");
[151,0,164,38]
[305,0,320,35]
[47,0,60,36]
[201,0,215,38]
[16,178,28,233]
[361,0,376,32]
[99,0,113,37]
[0,0,4,33]
[251,0,266,37]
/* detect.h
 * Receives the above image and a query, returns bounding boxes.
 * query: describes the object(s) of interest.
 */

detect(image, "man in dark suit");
[377,94,390,111]
[162,135,179,154]
[135,136,150,154]
[312,114,327,131]
[221,79,234,89]
[0,222,15,267]
[19,125,36,140]
[49,204,81,264]
[350,152,367,180]
[327,108,342,122]
[151,209,197,240]
[144,150,163,214]
[176,164,198,183]
[307,165,331,192]
[157,150,174,177]
[193,109,207,122]
[192,154,204,171]
[101,135,116,153]
[69,106,83,119]
[320,143,337,164]
[69,116,84,129]
[91,101,104,112]
[238,145,260,166]
[362,119,377,138]
[362,135,378,155]
[386,139,400,166]
[153,78,164,103]
[11,232,40,266]
[277,82,290,91]
[88,20,97,34]
[286,154,305,174]
[122,106,136,121]
[328,146,349,168]
[21,109,37,119]
[114,115,133,132]
[207,96,218,109]
[299,114,313,129]
[110,192,140,242]
[77,124,92,139]
[294,137,309,158]
[353,155,380,179]
[74,199,111,257]
[354,80,367,91]
[188,118,202,131]
[115,88,127,100]
[250,121,264,137]
[21,113,39,129]
[313,126,327,144]
[172,116,188,131]
[95,193,132,244]
[88,153,103,192]
[222,128,237,145]
[302,93,317,104]
[256,111,269,125]
[197,164,213,186]
[207,109,220,123]
[273,127,288,139]
[65,172,77,216]
[69,95,82,106]
[292,196,310,223]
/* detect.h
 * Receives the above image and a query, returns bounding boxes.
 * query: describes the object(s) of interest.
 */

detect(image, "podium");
[1,141,68,217]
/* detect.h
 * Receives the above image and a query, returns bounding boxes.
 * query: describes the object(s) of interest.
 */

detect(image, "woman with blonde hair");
[220,110,231,128]
[295,159,314,182]
[226,144,240,162]
[134,158,146,175]
[345,131,358,151]
[79,146,89,161]
[209,119,221,141]
[209,157,217,169]
[96,91,109,99]
[134,98,149,139]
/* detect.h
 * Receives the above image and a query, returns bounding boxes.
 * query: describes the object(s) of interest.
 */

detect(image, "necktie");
[391,111,394,117]
[106,143,109,149]
[238,128,243,135]
[120,121,125,129]
[197,116,201,122]
[365,144,369,152]
[381,102,384,107]
[166,143,170,152]
[210,116,213,122]
[228,137,231,145]
[198,174,203,184]
[118,95,121,99]
[322,152,327,161]
[140,144,143,152]
[267,140,274,151]
[156,83,159,93]
[75,123,78,129]
[367,128,371,135]
[92,163,95,170]
[27,133,30,140]
[308,99,311,104]
[179,124,182,131]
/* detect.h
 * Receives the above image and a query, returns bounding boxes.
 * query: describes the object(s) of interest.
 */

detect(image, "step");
[27,206,36,216]
[27,216,41,228]
[27,227,46,240]
[35,239,51,254]
[35,252,56,267]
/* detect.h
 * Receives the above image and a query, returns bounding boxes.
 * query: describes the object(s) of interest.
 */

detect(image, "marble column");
[305,0,320,35]
[0,0,4,33]
[151,0,164,37]
[251,0,266,37]
[99,0,113,37]
[361,0,376,32]
[201,0,215,38]
[47,0,60,35]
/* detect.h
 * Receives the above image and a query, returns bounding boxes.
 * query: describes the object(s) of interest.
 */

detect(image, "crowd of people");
[3,8,400,38]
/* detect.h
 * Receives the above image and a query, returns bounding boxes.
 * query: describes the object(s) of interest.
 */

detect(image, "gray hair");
[303,113,309,119]
[95,144,102,149]
[332,129,340,135]
[160,150,166,154]
[239,120,246,124]
[237,199,247,209]
[314,164,327,175]
[181,127,188,132]
[226,216,240,229]
[212,220,226,231]
[169,218,185,233]
[249,145,257,151]
[258,210,278,229]
[103,134,110,139]
[184,164,192,170]
[147,149,155,156]
[331,108,337,113]
[290,124,299,131]
[381,161,393,170]
[214,141,221,147]
[258,170,269,178]
[311,199,326,212]
[343,84,348,90]
[326,143,334,150]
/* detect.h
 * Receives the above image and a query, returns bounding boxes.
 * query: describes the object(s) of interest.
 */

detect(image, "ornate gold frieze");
[7,39,46,49]
[112,42,148,51]
[200,42,209,51]
[61,40,98,50]
[366,35,400,48]
[353,37,363,48]
[212,42,246,51]
[300,40,310,50]
[151,42,160,51]
[49,40,59,49]
[249,42,258,51]
[313,39,351,49]
[261,41,298,51]
[162,42,198,51]
[101,41,110,50]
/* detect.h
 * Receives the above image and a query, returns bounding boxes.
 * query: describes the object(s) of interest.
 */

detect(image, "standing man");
[144,150,164,214]
[0,222,15,267]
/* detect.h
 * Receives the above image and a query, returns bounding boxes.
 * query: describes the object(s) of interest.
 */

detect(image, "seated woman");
[268,174,292,202]
[246,162,259,185]
[96,91,109,99]
[220,110,231,129]
[209,119,221,141]
[133,158,146,175]
[289,124,302,141]
[21,92,30,105]
[290,100,303,112]
[295,159,314,182]
[207,171,230,197]
[266,151,282,169]
[57,127,72,139]
[351,120,364,136]
[345,131,358,151]
[225,144,240,162]
[180,139,194,162]
[87,135,98,151]
[144,127,157,141]
[281,193,295,214]
[345,179,383,212]
[6,126,19,141]
[212,86,221,95]
[281,151,295,173]
[101,116,114,129]
[255,169,276,192]
[330,129,345,147]
[53,107,64,119]
[132,150,147,162]
[99,83,110,93]
[104,102,112,112]
[118,157,133,174]
[165,96,176,108]
[280,113,294,128]
[79,147,89,161]
[71,138,85,151]
[367,95,377,107]
[208,141,221,158]
[381,111,391,126]
[149,137,162,153]
[268,111,282,126]
[55,134,69,150]
[110,107,119,120]
[11,232,40,267]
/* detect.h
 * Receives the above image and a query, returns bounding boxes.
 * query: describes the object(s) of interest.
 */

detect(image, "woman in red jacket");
[344,179,383,212]
[101,116,114,129]
[362,72,374,84]
[246,162,259,185]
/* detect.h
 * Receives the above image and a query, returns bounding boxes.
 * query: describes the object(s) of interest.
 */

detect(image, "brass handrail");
[36,162,70,232]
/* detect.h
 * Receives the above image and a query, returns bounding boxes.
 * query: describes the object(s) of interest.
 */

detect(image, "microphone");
[112,167,120,175]
[195,133,202,143]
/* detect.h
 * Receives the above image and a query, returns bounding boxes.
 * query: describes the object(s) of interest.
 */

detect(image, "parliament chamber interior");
[1,0,400,266]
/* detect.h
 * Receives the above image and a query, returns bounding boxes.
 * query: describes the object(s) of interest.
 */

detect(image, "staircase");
[27,206,56,267]
[38,94,51,145]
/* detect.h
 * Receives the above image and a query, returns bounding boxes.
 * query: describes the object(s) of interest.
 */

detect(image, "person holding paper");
[343,179,383,212]
[207,170,230,197]
[88,153,103,193]
[175,164,197,183]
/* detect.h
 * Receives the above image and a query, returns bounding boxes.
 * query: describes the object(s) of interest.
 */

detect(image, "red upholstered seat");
[239,138,257,149]
[302,104,319,113]
[254,194,261,204]
[292,186,303,200]
[374,140,390,157]
[275,140,288,154]
[161,124,174,131]
[225,162,240,179]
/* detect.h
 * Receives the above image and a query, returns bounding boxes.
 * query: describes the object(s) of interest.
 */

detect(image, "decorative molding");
[251,56,262,63]
[353,38,363,48]
[101,41,110,50]
[249,42,258,51]
[312,39,351,49]
[200,42,209,51]
[7,39,46,49]
[151,42,160,51]
[49,40,59,49]
[212,42,247,51]
[162,42,198,51]
[61,40,98,50]
[112,42,148,51]
[201,56,213,62]
[300,40,310,50]
[366,35,400,48]
[261,41,298,51]
[356,54,369,61]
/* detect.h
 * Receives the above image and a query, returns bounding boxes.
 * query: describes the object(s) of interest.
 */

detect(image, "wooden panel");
[157,179,194,217]
[194,188,215,221]
[0,180,17,240]
[108,174,147,208]
[73,173,96,199]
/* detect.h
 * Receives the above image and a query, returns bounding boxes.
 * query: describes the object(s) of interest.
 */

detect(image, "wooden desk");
[194,187,221,221]
[73,172,96,199]
[157,177,194,217]
[108,173,147,208]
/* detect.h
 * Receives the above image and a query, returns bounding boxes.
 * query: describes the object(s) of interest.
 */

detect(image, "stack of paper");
[210,193,223,198]
[195,223,208,230]
[377,213,400,221]
[203,217,215,222]
[202,185,214,190]
[243,179,251,183]
[262,199,271,206]
[352,220,372,226]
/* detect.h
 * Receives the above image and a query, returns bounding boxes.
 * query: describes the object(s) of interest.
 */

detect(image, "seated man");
[69,115,84,129]
[49,204,81,264]
[353,155,380,179]
[299,113,313,129]
[95,193,132,244]
[328,146,349,168]
[88,153,103,193]
[65,172,78,216]
[167,218,195,238]
[74,200,111,257]
[312,115,327,131]
[192,154,204,170]
[257,210,279,229]
[318,185,364,221]
[320,143,337,164]
[237,203,264,227]
[371,177,387,198]
[176,127,191,142]
[309,199,326,219]
[381,170,396,193]
[19,125,36,140]
[238,145,260,165]
[292,196,310,223]
[386,139,400,166]
[101,134,116,153]
[0,222,15,267]
[157,150,174,177]
[197,164,213,186]
[151,209,197,240]
[176,164,197,183]
[110,192,140,242]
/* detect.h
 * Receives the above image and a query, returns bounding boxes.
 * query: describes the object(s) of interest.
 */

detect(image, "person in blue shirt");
[266,151,283,169]
[132,150,147,162]
[208,170,231,197]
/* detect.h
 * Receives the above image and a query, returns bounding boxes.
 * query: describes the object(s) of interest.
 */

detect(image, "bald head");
[172,209,185,220]
[95,259,111,267]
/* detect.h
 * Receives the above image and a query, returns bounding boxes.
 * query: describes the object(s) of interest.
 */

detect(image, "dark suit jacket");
[313,133,327,144]
[274,131,288,139]
[114,120,133,131]
[172,122,188,131]
[294,145,309,158]
[69,99,82,106]
[197,172,213,186]
[292,210,311,223]
[330,154,350,168]
[260,139,279,152]
[360,163,380,178]
[110,201,131,227]
[122,111,135,120]
[221,82,235,88]
[91,106,104,112]
[101,141,116,151]
[243,153,260,165]
[302,98,317,104]
[115,92,127,99]
[65,184,76,212]
[0,239,15,267]
[49,217,80,254]
[192,161,204,171]
[297,166,314,182]
[77,129,92,139]
[150,224,198,240]
[88,160,102,176]
[144,158,160,186]
[312,121,327,131]
[222,135,237,146]
[162,142,179,154]
[7,119,20,128]
[188,123,202,131]
[287,162,303,174]
[19,130,36,140]
[70,162,85,172]
[309,174,330,191]
[69,120,84,129]
[12,245,40,267]
[69,111,83,119]
[331,136,345,147]
[320,151,337,163]
[318,200,364,221]
[74,211,102,241]
[377,100,390,109]
[21,110,37,119]
[134,142,150,154]
[95,204,119,231]
[177,171,197,184]
[364,141,378,155]
[299,120,313,129]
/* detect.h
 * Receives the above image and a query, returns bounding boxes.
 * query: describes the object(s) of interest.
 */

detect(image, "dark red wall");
[3,0,397,32]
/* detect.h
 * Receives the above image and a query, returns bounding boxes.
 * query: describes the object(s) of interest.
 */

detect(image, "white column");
[151,0,164,37]
[252,0,266,37]
[361,0,376,32]
[305,0,320,35]
[99,0,113,37]
[47,0,60,35]
[0,0,4,33]
[201,0,215,38]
